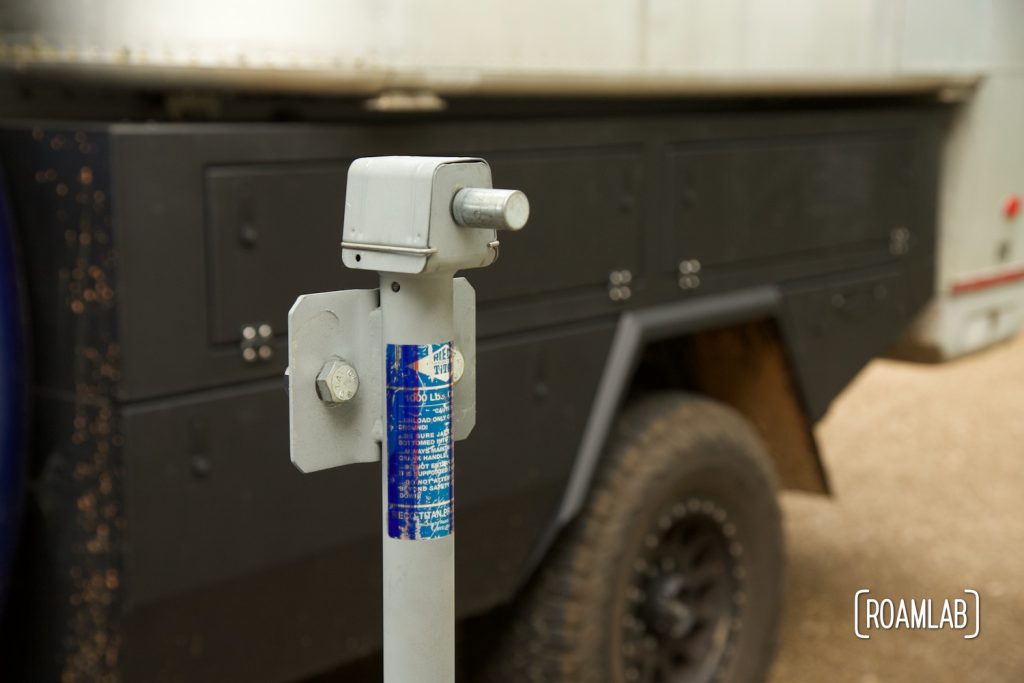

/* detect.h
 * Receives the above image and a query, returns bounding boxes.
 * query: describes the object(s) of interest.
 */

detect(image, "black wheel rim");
[620,496,744,683]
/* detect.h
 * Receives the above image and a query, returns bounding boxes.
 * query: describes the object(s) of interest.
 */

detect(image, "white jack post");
[286,157,529,683]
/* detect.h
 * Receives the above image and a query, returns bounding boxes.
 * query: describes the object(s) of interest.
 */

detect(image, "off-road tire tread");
[481,392,781,683]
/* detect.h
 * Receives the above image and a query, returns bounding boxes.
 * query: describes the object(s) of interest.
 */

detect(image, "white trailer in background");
[909,52,1024,359]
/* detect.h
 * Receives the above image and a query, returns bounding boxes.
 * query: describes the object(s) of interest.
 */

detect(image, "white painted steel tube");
[379,272,456,683]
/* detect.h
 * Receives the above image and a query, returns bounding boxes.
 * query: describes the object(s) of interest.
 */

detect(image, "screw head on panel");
[609,269,633,302]
[241,322,274,363]
[678,259,701,275]
[678,274,701,290]
[890,227,910,256]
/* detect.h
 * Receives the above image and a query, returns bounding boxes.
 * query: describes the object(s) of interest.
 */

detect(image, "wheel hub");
[620,497,743,683]
[646,574,698,638]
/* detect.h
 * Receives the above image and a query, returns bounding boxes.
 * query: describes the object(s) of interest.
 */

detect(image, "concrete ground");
[768,333,1024,683]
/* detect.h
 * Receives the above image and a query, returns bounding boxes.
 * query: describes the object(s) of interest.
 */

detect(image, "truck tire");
[482,392,784,683]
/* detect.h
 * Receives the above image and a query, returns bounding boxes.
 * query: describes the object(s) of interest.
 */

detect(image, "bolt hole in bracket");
[287,279,477,473]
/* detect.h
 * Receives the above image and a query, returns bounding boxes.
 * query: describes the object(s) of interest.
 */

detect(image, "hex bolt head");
[316,358,359,405]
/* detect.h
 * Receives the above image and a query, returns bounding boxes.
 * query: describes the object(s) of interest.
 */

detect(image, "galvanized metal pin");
[452,188,529,231]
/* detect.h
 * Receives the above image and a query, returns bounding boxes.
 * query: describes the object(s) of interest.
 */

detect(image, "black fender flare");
[527,285,787,569]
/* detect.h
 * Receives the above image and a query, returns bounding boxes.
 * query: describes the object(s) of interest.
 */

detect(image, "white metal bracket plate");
[451,278,476,441]
[288,278,476,473]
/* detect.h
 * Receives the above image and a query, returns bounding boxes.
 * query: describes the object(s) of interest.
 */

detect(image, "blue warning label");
[386,342,453,540]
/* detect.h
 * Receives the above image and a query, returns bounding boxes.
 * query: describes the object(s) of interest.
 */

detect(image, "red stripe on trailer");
[951,267,1024,295]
